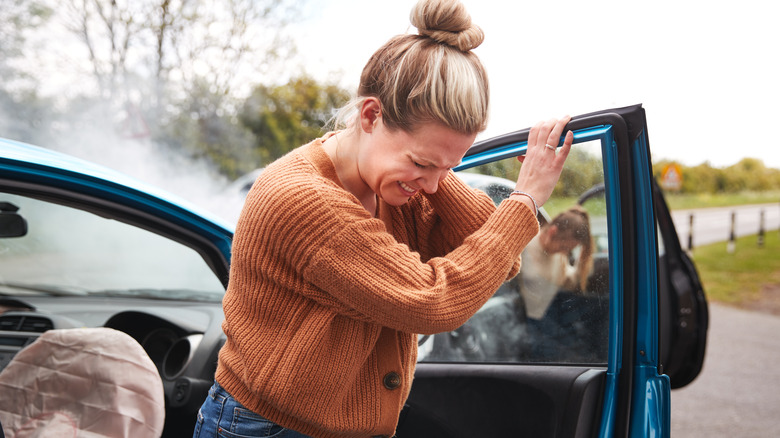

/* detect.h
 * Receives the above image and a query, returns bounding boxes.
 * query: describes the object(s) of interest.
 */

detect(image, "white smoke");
[42,108,248,226]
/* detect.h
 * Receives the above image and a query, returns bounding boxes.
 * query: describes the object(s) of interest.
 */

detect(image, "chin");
[383,197,411,207]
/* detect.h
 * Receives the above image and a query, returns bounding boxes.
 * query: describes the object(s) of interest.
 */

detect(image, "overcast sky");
[289,0,780,169]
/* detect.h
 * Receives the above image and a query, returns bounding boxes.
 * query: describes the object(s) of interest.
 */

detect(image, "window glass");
[0,193,225,301]
[418,140,609,364]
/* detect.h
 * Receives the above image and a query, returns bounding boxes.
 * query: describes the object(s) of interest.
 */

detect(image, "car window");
[418,140,609,364]
[0,193,225,301]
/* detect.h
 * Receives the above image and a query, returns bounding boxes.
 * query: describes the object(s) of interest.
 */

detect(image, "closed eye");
[413,160,427,169]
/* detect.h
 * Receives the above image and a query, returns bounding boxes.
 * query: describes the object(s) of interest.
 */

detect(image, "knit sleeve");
[297,191,539,335]
[409,172,524,279]
[409,172,497,257]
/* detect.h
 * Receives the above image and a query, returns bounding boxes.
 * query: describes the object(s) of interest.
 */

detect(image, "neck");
[323,131,377,215]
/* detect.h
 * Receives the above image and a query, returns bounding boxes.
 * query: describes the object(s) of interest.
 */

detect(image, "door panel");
[397,365,605,438]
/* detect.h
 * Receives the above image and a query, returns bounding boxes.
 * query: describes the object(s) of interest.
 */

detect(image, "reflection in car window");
[418,141,609,364]
[0,193,225,301]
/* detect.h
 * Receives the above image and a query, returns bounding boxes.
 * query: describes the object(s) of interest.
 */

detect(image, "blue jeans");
[193,382,312,438]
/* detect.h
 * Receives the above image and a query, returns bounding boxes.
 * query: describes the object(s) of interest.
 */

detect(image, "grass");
[663,190,780,306]
[691,231,780,305]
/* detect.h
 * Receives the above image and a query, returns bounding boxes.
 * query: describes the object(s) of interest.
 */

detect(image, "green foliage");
[654,158,780,194]
[552,148,604,198]
[239,75,351,163]
[467,147,604,199]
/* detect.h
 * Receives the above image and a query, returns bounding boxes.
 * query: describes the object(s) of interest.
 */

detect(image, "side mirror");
[0,202,28,238]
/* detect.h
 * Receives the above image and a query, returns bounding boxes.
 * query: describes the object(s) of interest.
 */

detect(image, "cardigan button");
[383,372,401,390]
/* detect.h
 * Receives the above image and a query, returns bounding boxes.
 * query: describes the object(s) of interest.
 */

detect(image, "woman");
[520,206,594,319]
[194,0,573,437]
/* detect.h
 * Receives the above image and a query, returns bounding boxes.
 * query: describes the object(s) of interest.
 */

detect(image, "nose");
[418,169,449,194]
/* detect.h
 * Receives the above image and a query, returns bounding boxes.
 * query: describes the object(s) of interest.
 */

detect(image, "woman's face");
[358,119,477,206]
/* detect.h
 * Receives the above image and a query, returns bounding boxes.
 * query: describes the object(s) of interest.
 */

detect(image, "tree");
[682,163,722,194]
[553,147,604,198]
[728,158,771,192]
[6,0,303,178]
[239,76,352,163]
[58,0,298,110]
[162,79,259,179]
[0,1,53,79]
[0,1,55,144]
[653,158,780,194]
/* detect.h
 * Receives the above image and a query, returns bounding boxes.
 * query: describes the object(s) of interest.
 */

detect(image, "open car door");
[396,104,708,438]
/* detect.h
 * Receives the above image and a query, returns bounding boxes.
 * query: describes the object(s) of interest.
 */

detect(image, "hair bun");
[410,0,484,52]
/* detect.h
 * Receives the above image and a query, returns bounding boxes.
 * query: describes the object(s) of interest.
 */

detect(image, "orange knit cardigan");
[215,136,539,438]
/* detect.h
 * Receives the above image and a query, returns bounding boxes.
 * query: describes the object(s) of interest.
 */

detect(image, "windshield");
[0,193,225,302]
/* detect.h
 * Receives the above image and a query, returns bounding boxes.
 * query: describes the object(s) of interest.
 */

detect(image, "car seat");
[0,327,165,437]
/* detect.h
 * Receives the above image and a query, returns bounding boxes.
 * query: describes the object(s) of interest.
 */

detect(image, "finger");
[527,121,542,150]
[555,130,574,162]
[536,118,561,154]
[560,128,574,149]
[540,118,557,141]
[545,116,572,147]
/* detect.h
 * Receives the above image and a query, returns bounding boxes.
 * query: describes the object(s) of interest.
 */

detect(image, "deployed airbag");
[0,327,164,437]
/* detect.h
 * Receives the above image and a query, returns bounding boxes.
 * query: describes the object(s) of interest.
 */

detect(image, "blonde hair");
[549,206,594,292]
[334,0,489,135]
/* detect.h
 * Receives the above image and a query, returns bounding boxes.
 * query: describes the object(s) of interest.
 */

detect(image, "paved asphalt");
[670,303,780,437]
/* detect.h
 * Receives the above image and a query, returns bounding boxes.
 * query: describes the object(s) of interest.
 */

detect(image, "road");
[670,203,780,248]
[669,203,780,436]
[671,303,780,437]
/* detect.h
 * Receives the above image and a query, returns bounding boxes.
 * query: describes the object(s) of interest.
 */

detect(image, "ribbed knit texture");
[215,135,539,438]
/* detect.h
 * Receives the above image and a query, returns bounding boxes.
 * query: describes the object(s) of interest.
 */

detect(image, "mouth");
[398,181,418,196]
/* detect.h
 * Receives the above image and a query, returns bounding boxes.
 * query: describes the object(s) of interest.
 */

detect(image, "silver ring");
[544,143,556,151]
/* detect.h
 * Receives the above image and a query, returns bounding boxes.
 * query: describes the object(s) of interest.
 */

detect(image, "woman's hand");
[513,116,573,207]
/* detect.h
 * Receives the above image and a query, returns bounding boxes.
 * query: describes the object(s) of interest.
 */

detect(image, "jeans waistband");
[208,381,228,400]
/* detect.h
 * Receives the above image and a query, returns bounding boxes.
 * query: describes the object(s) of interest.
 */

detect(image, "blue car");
[0,104,707,437]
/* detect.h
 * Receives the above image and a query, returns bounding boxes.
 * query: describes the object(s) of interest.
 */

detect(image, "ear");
[359,97,382,133]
